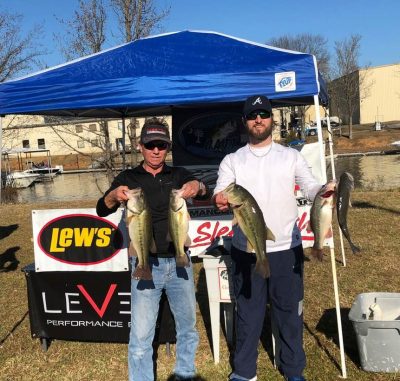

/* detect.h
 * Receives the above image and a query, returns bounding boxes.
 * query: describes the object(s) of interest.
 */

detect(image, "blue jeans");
[128,256,199,381]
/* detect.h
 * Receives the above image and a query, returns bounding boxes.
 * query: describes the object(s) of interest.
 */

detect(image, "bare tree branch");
[268,33,330,79]
[0,11,45,81]
[110,0,170,42]
[330,34,372,139]
[54,0,107,61]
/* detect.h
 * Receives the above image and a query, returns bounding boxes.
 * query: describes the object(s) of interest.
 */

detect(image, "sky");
[3,0,400,72]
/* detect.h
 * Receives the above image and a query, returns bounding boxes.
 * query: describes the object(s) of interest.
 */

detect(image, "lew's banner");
[32,208,129,272]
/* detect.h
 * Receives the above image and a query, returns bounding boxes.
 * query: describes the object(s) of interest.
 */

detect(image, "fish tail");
[176,253,190,268]
[350,243,361,255]
[132,265,152,280]
[255,260,270,279]
[311,247,324,261]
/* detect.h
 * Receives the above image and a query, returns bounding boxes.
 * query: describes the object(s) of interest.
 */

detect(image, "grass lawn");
[1,189,400,381]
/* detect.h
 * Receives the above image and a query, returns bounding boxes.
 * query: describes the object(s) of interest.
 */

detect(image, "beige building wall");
[360,63,400,124]
[3,116,172,156]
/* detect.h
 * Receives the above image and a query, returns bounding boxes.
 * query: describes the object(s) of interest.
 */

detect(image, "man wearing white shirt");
[214,95,323,381]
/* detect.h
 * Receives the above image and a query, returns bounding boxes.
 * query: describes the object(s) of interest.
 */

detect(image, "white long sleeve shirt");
[213,142,322,253]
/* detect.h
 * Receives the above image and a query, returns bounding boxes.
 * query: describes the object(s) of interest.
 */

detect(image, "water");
[326,154,400,189]
[16,172,110,204]
[13,154,400,204]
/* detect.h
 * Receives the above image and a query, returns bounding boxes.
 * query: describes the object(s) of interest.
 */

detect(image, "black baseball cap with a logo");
[140,123,172,144]
[243,95,272,116]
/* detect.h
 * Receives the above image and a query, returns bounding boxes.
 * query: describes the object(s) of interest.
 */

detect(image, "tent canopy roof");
[0,30,328,118]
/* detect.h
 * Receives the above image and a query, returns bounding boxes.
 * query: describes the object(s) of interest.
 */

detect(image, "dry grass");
[1,192,400,381]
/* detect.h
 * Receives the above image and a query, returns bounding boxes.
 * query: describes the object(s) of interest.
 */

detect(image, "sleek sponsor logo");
[275,71,296,92]
[38,214,123,265]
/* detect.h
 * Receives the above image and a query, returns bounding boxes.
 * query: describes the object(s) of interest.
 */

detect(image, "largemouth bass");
[125,188,153,280]
[337,172,361,254]
[168,189,190,267]
[309,181,336,261]
[223,183,275,278]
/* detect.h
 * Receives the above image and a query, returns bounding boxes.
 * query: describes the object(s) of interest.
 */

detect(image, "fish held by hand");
[337,172,361,254]
[223,183,275,278]
[168,188,191,267]
[125,188,153,280]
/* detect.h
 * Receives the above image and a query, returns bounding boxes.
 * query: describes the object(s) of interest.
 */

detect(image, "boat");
[1,148,62,186]
[24,162,63,178]
[5,171,40,188]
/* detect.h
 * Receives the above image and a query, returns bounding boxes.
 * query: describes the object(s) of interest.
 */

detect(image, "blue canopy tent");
[0,30,328,117]
[0,30,347,378]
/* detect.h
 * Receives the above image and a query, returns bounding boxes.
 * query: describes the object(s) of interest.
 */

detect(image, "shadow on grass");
[0,224,19,240]
[166,376,208,381]
[313,308,360,368]
[353,201,400,215]
[0,246,20,272]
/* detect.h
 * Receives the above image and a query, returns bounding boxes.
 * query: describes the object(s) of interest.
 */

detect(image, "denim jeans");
[128,256,199,381]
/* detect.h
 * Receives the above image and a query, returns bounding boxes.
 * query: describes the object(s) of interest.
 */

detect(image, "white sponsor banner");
[33,204,332,272]
[32,208,129,272]
[275,71,296,92]
[189,205,333,256]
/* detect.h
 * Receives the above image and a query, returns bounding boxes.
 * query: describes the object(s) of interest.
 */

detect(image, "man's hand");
[181,180,201,199]
[104,185,130,209]
[214,192,229,212]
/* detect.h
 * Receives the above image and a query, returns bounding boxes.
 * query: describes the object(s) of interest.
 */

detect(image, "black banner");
[23,264,175,344]
[172,105,246,166]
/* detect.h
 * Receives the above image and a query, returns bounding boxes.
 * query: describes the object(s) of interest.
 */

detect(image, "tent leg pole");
[329,245,347,378]
[122,117,126,170]
[0,116,3,203]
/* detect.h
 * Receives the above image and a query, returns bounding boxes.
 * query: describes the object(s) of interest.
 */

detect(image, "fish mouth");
[321,190,335,198]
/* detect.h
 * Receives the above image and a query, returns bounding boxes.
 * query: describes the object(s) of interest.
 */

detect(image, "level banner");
[23,264,175,343]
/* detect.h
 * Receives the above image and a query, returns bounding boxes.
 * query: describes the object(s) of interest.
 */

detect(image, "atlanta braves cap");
[140,123,172,144]
[243,95,272,116]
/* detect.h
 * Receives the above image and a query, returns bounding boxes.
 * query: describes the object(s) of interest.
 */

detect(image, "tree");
[54,0,116,185]
[110,0,170,168]
[110,0,170,42]
[0,10,44,82]
[330,34,371,139]
[55,0,107,61]
[268,33,330,79]
[268,33,330,137]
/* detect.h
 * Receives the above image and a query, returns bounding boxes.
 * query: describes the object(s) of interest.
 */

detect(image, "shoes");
[284,376,306,381]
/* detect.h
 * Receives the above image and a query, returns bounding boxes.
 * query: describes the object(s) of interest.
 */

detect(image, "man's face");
[140,140,170,169]
[245,110,273,142]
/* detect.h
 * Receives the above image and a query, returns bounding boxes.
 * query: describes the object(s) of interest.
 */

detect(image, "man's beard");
[248,126,272,141]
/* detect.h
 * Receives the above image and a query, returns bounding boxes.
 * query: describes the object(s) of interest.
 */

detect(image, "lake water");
[13,154,400,204]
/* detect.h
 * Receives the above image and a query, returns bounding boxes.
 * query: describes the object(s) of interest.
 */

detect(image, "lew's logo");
[38,214,123,265]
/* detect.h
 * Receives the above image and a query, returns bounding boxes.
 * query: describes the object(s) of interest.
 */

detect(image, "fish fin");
[349,199,352,207]
[128,243,137,257]
[132,265,152,280]
[311,247,324,262]
[246,240,254,252]
[176,254,190,268]
[255,259,270,279]
[266,226,276,241]
[184,235,192,247]
[150,239,157,253]
[326,226,333,238]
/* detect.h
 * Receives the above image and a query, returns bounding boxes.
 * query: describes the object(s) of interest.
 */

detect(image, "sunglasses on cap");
[245,111,271,121]
[143,141,169,150]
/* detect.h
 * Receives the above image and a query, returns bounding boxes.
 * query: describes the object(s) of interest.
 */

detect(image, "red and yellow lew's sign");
[32,209,129,272]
